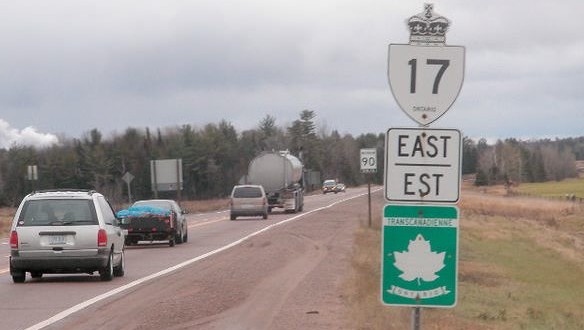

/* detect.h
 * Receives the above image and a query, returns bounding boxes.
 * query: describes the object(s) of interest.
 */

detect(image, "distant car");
[335,183,346,193]
[230,185,268,220]
[121,199,188,246]
[322,180,337,194]
[9,189,125,283]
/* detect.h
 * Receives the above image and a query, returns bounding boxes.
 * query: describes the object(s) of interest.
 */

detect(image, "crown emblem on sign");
[408,4,450,46]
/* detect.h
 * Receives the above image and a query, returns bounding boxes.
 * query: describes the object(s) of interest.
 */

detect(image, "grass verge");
[346,188,584,329]
[515,176,584,199]
[0,208,16,238]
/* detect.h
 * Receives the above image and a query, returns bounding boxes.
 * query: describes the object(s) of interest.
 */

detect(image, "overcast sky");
[0,0,582,148]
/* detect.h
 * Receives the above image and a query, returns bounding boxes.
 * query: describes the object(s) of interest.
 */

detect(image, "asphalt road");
[0,187,377,330]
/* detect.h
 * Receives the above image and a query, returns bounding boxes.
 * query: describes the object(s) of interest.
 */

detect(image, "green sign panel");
[381,204,458,307]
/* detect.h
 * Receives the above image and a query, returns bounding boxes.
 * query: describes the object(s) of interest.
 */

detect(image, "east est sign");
[385,127,461,203]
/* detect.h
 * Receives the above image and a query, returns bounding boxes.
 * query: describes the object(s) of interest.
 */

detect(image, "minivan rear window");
[18,199,98,226]
[233,187,263,198]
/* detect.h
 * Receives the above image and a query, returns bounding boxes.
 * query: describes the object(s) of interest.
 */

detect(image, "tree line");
[0,110,384,206]
[0,110,581,207]
[463,137,582,186]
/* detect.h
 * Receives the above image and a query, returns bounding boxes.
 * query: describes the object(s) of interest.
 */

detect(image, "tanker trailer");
[247,151,304,213]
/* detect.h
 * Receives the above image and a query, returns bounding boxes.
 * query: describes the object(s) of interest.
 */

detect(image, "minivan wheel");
[100,252,114,281]
[169,238,176,247]
[113,250,125,277]
[263,212,268,220]
[230,214,236,220]
[176,230,183,244]
[183,229,188,243]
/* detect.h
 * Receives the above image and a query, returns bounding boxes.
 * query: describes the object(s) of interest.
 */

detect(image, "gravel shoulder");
[48,194,368,330]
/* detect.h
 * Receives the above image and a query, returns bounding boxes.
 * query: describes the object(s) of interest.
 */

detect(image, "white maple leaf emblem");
[393,234,445,285]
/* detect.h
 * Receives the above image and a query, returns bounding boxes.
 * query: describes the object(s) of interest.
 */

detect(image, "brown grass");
[461,191,584,266]
[0,207,16,238]
[346,225,491,330]
[180,198,229,213]
[461,190,581,225]
[346,225,410,330]
[346,185,584,329]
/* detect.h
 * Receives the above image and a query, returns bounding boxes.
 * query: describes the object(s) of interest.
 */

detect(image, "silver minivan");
[9,189,125,283]
[230,185,268,220]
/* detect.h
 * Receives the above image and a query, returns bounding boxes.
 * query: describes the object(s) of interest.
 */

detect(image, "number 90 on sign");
[360,148,377,173]
[362,156,376,167]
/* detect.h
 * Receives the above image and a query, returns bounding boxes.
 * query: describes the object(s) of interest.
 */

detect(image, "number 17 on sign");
[388,45,464,126]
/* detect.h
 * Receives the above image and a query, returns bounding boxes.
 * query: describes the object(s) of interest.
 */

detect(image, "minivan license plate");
[49,235,66,245]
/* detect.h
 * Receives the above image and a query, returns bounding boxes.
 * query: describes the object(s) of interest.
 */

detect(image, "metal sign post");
[360,148,377,227]
[383,4,465,329]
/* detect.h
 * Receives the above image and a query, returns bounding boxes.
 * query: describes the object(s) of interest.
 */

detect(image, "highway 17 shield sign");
[381,204,458,307]
[388,44,464,126]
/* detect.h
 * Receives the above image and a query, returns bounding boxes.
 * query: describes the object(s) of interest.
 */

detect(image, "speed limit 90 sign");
[360,148,377,173]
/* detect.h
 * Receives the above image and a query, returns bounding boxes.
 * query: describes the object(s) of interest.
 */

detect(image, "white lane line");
[26,191,373,330]
[0,268,8,275]
[188,218,226,229]
[190,210,228,217]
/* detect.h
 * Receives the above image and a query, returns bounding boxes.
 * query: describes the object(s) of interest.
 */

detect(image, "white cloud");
[0,119,59,149]
[0,1,582,140]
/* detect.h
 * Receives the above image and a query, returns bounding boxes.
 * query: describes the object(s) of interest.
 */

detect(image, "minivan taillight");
[10,231,18,249]
[97,229,108,247]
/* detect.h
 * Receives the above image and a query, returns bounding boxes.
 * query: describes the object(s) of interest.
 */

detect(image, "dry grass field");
[346,184,584,329]
[179,198,229,213]
[514,176,584,200]
[0,207,16,238]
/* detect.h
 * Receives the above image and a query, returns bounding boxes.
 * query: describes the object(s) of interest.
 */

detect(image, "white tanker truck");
[247,151,304,213]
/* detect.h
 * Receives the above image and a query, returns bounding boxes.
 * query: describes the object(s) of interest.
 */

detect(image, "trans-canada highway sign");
[384,127,461,203]
[381,204,458,307]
